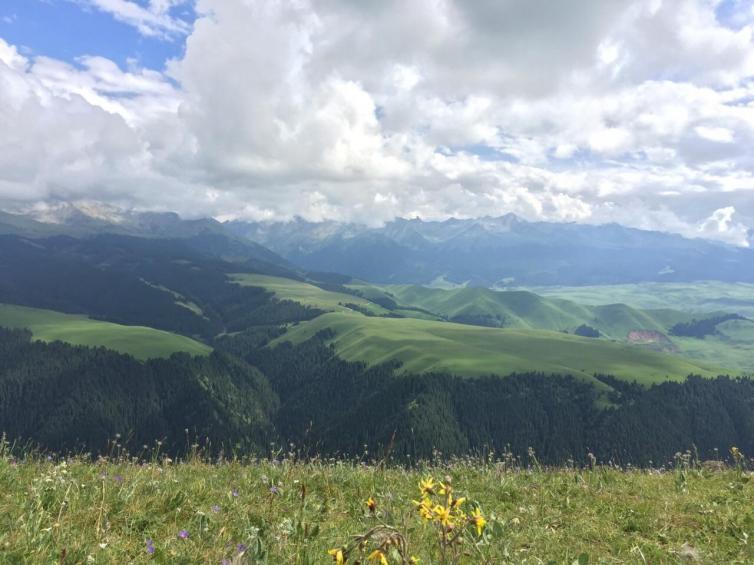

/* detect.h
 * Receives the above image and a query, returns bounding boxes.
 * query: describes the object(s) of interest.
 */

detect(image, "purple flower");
[237,543,247,554]
[269,485,280,495]
[113,474,124,483]
[211,504,221,513]
[178,530,189,539]
[146,539,155,554]
[231,489,239,498]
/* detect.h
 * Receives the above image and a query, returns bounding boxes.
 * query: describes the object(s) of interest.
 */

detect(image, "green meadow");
[367,284,694,339]
[275,311,721,385]
[231,274,389,315]
[2,448,752,564]
[528,281,754,318]
[0,304,211,360]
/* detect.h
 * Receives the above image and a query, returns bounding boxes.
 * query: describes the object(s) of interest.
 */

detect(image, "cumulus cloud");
[1,0,754,243]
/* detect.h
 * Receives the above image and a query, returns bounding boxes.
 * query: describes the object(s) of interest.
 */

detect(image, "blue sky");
[0,0,192,70]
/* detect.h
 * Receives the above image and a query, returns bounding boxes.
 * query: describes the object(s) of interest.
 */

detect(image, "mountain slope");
[0,304,211,359]
[272,311,722,384]
[228,215,754,286]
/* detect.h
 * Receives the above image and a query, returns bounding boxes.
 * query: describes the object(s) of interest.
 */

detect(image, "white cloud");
[1,0,754,244]
[699,206,751,246]
[70,0,191,38]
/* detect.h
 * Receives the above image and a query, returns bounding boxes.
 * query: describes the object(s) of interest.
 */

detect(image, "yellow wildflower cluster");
[328,477,486,563]
[413,476,485,536]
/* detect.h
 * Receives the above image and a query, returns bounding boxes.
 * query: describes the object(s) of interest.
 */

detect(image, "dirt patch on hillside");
[627,330,679,353]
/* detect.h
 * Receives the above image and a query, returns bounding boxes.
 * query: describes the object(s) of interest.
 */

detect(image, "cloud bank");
[2,0,754,245]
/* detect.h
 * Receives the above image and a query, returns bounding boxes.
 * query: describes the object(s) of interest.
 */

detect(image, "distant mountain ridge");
[227,215,754,286]
[0,206,289,268]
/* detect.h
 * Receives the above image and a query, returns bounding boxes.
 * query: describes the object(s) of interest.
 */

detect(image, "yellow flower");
[419,477,436,495]
[470,508,487,537]
[366,496,377,513]
[409,557,420,564]
[433,504,453,527]
[413,496,433,521]
[328,548,345,564]
[450,496,466,509]
[367,549,388,565]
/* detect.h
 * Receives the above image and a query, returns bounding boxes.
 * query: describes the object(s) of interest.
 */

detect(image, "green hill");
[0,304,211,359]
[231,274,389,315]
[233,275,741,379]
[370,284,695,339]
[273,311,721,385]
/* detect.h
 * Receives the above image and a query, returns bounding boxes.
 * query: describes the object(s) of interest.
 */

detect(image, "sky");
[1,0,754,246]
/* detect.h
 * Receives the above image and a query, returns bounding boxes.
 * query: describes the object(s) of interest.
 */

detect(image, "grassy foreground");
[2,449,753,564]
[0,304,211,360]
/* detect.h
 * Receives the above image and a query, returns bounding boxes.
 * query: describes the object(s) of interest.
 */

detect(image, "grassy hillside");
[231,273,389,315]
[529,281,754,318]
[673,318,754,372]
[274,311,721,385]
[2,451,752,563]
[368,284,695,339]
[0,304,211,359]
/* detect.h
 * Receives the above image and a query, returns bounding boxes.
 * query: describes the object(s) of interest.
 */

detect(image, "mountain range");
[3,204,754,287]
[227,214,754,286]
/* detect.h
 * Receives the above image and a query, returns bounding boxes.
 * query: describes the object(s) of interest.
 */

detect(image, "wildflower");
[412,496,433,521]
[328,547,345,564]
[231,489,239,498]
[433,504,452,527]
[237,543,247,554]
[178,530,189,539]
[366,496,377,513]
[113,475,123,483]
[419,477,436,495]
[409,558,420,564]
[211,504,221,514]
[269,485,280,495]
[470,508,487,537]
[450,496,466,509]
[145,539,155,555]
[367,549,388,565]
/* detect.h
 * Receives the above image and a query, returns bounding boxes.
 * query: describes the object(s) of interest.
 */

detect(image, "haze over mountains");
[3,204,754,287]
[230,214,754,286]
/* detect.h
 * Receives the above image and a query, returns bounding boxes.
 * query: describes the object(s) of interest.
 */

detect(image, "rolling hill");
[363,284,695,338]
[272,311,721,385]
[0,304,211,359]
[231,274,726,383]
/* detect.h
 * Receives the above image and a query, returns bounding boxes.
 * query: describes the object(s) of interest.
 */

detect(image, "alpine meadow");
[2,0,754,563]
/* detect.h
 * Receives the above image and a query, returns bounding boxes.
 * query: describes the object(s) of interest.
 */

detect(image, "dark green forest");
[4,323,754,466]
[0,328,276,454]
[669,313,745,338]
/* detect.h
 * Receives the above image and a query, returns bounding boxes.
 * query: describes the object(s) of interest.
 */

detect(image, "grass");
[2,446,753,564]
[368,284,695,340]
[274,312,723,385]
[231,274,389,315]
[528,281,754,318]
[0,304,211,360]
[673,319,754,373]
